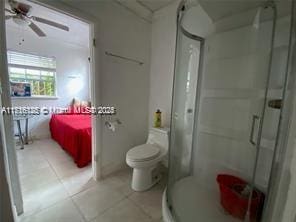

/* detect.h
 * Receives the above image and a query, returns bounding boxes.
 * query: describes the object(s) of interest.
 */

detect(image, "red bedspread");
[49,114,91,168]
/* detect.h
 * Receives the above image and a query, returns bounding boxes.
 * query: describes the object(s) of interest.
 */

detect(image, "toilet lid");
[127,144,160,161]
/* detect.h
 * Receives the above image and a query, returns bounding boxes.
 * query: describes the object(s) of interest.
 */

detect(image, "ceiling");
[199,0,263,22]
[116,0,293,25]
[115,0,267,23]
[115,0,176,22]
[5,0,90,48]
[137,0,176,12]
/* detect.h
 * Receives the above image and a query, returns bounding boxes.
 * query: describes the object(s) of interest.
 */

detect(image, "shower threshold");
[164,176,241,222]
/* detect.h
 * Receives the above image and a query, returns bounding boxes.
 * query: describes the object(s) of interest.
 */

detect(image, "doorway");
[2,0,98,217]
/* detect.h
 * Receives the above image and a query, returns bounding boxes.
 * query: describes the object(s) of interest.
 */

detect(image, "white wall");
[268,69,296,222]
[148,1,179,128]
[278,137,296,222]
[281,141,296,222]
[193,12,290,191]
[47,0,151,176]
[6,25,90,139]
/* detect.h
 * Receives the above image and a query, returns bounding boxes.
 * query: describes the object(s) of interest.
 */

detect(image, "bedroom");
[5,0,98,217]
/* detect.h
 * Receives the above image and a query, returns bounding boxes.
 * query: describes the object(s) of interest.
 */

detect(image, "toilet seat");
[127,144,160,162]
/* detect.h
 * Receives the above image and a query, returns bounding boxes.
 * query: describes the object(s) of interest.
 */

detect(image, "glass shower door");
[167,2,278,222]
[168,28,203,186]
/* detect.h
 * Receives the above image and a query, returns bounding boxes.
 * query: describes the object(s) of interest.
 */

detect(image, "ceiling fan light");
[12,16,30,26]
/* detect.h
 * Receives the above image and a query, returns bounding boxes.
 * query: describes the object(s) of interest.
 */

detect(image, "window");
[7,51,57,97]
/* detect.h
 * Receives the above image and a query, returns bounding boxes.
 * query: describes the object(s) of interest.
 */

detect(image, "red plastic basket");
[216,174,265,221]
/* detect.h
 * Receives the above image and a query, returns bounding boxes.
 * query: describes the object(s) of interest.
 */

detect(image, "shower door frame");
[179,21,206,178]
[262,1,296,221]
[167,36,205,222]
[166,3,206,219]
[245,2,277,220]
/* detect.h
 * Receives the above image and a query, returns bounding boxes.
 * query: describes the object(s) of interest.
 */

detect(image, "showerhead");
[177,0,199,19]
[253,7,262,29]
[252,1,276,29]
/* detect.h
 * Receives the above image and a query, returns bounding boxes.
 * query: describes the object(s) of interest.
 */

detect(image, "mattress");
[49,114,91,167]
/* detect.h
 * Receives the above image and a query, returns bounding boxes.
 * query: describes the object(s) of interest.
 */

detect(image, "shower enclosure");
[164,0,295,222]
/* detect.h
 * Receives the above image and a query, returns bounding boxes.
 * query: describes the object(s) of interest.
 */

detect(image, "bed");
[49,114,91,168]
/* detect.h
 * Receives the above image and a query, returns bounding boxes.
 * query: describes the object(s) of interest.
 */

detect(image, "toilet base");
[131,164,162,191]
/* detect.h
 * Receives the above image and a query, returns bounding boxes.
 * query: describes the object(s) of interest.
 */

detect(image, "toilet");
[126,127,169,191]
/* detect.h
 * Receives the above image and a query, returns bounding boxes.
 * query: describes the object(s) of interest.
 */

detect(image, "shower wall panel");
[192,14,290,192]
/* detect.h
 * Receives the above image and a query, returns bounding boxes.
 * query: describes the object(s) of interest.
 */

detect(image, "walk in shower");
[164,0,295,222]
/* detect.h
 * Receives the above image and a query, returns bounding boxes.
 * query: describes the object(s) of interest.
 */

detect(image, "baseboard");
[101,162,128,179]
[31,134,51,140]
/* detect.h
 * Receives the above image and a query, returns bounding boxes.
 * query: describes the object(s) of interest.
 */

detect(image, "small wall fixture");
[268,99,282,109]
[105,118,122,132]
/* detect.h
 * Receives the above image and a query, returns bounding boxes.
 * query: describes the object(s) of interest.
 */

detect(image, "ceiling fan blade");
[5,15,15,20]
[32,16,69,31]
[29,22,46,37]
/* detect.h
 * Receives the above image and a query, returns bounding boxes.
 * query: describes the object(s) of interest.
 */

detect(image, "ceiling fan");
[5,0,70,37]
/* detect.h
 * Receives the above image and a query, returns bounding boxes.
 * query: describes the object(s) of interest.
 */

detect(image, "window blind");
[7,51,56,69]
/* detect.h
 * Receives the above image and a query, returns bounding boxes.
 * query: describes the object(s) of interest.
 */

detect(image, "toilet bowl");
[126,127,169,191]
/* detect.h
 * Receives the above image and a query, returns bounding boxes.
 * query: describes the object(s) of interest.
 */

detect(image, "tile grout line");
[67,178,97,198]
[86,196,129,222]
[37,140,88,195]
[65,167,131,221]
[37,141,70,195]
[37,139,100,222]
[40,144,68,176]
[44,153,93,184]
[20,198,74,220]
[19,139,162,222]
[38,142,95,208]
[19,141,71,219]
[17,143,54,219]
[70,197,89,222]
[71,170,136,221]
[59,165,96,198]
[127,196,158,221]
[17,146,49,178]
[19,140,93,221]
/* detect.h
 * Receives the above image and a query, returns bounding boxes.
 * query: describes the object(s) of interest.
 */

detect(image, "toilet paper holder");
[105,119,122,132]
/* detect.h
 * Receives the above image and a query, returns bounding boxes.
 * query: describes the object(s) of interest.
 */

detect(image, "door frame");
[1,1,18,220]
[28,0,102,179]
[0,0,23,216]
[1,0,102,216]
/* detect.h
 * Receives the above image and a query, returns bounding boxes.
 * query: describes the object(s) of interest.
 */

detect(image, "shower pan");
[163,0,296,222]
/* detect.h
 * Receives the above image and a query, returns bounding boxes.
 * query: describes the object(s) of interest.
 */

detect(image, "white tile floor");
[16,139,165,222]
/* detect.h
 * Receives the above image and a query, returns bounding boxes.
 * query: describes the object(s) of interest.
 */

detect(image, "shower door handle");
[249,115,260,145]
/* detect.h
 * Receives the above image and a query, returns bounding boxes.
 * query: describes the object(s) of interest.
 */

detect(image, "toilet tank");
[147,127,169,151]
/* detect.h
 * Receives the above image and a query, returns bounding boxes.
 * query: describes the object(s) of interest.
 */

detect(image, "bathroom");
[1,0,296,222]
